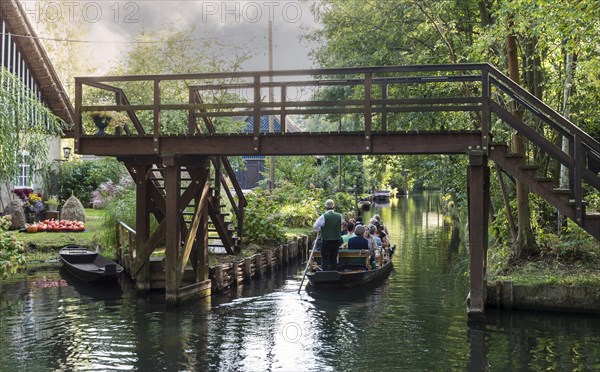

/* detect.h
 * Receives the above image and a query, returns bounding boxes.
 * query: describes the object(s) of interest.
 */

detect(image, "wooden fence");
[115,220,311,293]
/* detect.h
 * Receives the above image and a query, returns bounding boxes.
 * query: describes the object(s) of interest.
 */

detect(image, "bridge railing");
[74,64,599,211]
[74,64,489,142]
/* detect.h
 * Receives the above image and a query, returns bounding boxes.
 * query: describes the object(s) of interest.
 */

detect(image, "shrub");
[58,158,126,206]
[102,186,137,249]
[279,201,320,228]
[0,216,26,276]
[242,190,286,246]
[91,174,134,209]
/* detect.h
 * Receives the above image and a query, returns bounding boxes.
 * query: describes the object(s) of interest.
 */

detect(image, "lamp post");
[63,146,71,161]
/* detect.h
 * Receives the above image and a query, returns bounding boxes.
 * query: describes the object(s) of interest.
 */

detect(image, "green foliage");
[332,192,356,217]
[58,158,126,206]
[0,216,26,276]
[242,190,287,246]
[0,67,64,195]
[101,186,138,250]
[241,180,358,245]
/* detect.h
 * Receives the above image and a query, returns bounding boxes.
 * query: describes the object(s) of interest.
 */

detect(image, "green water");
[1,192,599,371]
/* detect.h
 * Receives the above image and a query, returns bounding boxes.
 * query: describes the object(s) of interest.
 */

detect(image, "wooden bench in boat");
[312,249,371,267]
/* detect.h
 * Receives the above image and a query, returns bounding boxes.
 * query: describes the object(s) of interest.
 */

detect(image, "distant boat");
[373,190,391,202]
[358,200,371,211]
[59,245,123,284]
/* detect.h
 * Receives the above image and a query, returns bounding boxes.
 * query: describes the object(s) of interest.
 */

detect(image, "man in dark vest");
[313,199,342,271]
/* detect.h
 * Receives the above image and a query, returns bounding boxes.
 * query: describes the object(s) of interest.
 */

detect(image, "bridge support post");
[134,164,152,292]
[164,161,181,303]
[467,152,489,314]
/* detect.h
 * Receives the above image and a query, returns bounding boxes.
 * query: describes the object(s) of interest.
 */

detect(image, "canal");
[1,192,599,371]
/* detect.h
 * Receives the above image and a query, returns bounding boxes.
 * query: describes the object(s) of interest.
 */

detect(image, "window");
[15,151,31,188]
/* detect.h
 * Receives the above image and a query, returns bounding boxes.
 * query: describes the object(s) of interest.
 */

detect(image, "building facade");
[0,0,74,207]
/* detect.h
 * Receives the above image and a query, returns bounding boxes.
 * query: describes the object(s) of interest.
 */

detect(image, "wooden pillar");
[164,163,181,303]
[467,152,489,314]
[467,317,487,370]
[196,201,209,282]
[135,164,151,291]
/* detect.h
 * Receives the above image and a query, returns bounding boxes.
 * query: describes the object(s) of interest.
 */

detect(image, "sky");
[22,0,322,74]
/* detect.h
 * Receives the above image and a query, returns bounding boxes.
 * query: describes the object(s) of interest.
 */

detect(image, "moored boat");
[59,245,123,284]
[357,200,371,211]
[305,248,394,289]
[373,190,391,202]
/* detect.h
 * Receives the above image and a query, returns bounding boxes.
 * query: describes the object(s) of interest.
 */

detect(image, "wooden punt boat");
[305,248,394,289]
[59,245,123,284]
[373,190,391,202]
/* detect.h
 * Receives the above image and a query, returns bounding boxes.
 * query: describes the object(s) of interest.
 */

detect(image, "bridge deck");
[78,131,482,157]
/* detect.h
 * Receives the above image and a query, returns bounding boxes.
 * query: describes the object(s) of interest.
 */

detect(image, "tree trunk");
[558,50,575,233]
[506,20,538,258]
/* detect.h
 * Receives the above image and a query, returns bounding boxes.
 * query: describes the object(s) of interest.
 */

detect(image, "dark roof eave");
[1,0,75,128]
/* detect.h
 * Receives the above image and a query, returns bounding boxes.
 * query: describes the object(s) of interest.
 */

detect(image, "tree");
[305,0,600,257]
[506,16,537,257]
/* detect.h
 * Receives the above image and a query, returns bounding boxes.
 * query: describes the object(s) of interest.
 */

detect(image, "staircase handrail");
[485,64,600,191]
[485,64,600,154]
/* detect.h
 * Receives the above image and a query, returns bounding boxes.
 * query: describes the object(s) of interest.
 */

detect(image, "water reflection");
[1,192,599,370]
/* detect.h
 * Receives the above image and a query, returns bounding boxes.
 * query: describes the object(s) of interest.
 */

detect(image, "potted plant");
[24,193,45,222]
[89,111,127,136]
[46,195,59,212]
[89,111,113,136]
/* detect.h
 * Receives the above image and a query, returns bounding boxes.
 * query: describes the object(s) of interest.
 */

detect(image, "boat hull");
[59,245,123,284]
[306,260,393,289]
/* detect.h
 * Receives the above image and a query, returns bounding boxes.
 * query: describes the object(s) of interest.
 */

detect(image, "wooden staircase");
[489,144,600,240]
[485,65,600,241]
[148,163,243,255]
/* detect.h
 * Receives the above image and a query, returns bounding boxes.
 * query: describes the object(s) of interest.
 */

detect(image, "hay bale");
[4,200,26,229]
[61,195,86,222]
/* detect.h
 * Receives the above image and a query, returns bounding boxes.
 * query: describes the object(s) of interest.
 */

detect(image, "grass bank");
[11,209,107,261]
[488,233,600,287]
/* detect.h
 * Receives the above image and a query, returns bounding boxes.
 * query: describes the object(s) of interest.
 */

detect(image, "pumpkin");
[27,224,38,233]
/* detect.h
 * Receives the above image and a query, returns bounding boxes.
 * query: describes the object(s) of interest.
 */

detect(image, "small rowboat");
[305,248,394,289]
[59,245,123,284]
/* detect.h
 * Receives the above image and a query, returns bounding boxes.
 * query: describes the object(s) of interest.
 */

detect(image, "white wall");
[0,135,61,210]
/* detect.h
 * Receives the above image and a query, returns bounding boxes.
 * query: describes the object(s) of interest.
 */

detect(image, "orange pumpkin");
[27,224,38,233]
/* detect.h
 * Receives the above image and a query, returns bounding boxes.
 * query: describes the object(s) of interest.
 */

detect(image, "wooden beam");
[177,179,210,288]
[467,152,489,314]
[78,132,482,157]
[197,202,209,282]
[130,219,166,277]
[164,164,180,302]
[134,164,151,291]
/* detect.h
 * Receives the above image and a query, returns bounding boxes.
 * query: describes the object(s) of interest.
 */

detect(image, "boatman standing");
[313,199,342,271]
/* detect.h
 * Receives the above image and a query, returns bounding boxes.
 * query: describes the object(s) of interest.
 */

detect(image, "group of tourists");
[313,199,391,271]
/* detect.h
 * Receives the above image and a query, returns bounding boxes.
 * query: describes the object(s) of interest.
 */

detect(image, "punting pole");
[297,232,320,294]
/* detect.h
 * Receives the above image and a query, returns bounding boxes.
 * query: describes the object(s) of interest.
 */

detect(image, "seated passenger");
[375,222,389,248]
[340,219,348,235]
[347,225,369,250]
[341,221,356,246]
[367,224,381,248]
[365,224,381,267]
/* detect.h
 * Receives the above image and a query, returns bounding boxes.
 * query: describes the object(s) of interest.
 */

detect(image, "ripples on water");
[1,192,599,371]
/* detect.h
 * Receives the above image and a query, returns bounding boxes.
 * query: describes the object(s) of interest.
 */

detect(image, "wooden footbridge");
[73,64,600,313]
